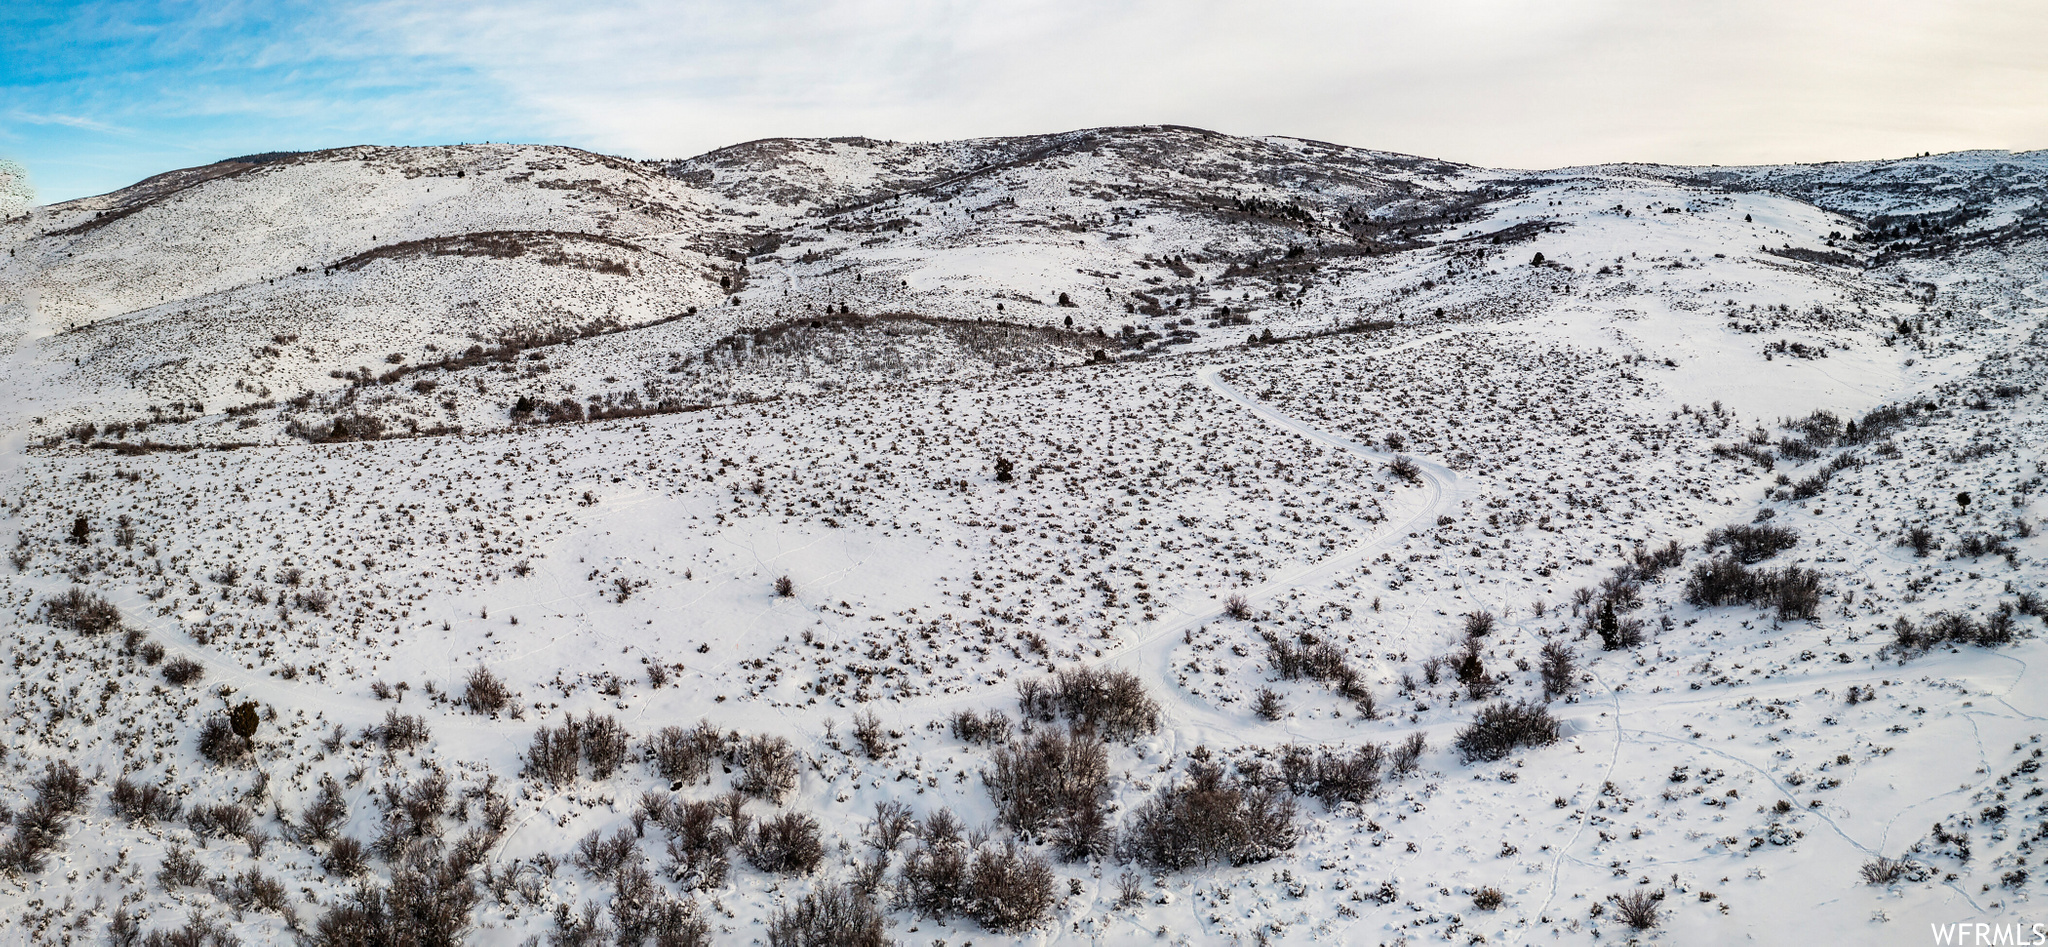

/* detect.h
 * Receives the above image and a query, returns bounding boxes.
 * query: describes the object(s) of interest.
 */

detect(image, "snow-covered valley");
[0,126,2043,946]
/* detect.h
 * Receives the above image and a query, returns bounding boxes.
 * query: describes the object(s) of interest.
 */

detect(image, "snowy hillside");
[0,127,2043,946]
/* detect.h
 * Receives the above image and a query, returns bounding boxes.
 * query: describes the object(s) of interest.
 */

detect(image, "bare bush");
[574,827,638,881]
[774,574,795,598]
[162,656,205,685]
[461,667,510,714]
[949,708,1012,745]
[110,776,182,825]
[1387,455,1421,483]
[987,728,1110,858]
[851,710,892,758]
[523,720,581,786]
[581,713,630,779]
[1462,610,1496,637]
[767,883,888,947]
[1454,700,1561,763]
[736,734,800,803]
[1126,759,1298,870]
[1861,855,1915,885]
[1222,593,1252,620]
[1704,523,1799,563]
[1016,665,1159,741]
[1539,640,1578,700]
[322,837,367,877]
[374,710,432,752]
[44,587,121,635]
[744,812,824,875]
[647,721,723,784]
[301,777,348,841]
[1472,886,1505,910]
[1390,732,1428,778]
[1611,889,1662,930]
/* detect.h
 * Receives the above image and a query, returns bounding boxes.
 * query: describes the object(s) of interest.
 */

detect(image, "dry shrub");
[744,812,824,875]
[462,667,510,714]
[111,776,182,825]
[163,656,205,685]
[646,721,723,784]
[986,728,1110,858]
[736,734,800,803]
[1016,665,1158,741]
[45,587,121,635]
[1453,700,1560,763]
[767,883,888,947]
[1126,759,1298,870]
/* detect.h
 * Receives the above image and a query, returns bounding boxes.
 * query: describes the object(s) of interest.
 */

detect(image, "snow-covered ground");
[0,127,2042,946]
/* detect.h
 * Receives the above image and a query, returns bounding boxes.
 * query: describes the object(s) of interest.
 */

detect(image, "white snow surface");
[0,125,2042,946]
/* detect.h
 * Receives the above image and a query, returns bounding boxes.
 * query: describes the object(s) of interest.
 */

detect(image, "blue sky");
[6,0,2048,205]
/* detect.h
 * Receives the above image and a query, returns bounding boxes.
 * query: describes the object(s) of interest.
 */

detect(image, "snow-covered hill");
[0,127,2042,946]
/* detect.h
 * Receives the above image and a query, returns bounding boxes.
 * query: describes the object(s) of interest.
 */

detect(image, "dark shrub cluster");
[1684,557,1824,620]
[0,762,89,874]
[986,728,1111,860]
[743,812,825,875]
[162,655,205,685]
[110,776,182,825]
[44,587,121,635]
[1703,523,1800,563]
[1016,665,1159,741]
[1272,743,1386,806]
[1454,700,1561,763]
[734,734,800,803]
[372,710,433,752]
[949,708,1013,745]
[769,883,889,947]
[646,721,724,784]
[461,667,510,714]
[1126,759,1298,870]
[900,833,1057,935]
[521,713,629,785]
[1892,609,2023,654]
[1266,631,1371,702]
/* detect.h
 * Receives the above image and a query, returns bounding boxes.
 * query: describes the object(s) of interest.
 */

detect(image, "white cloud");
[350,0,2048,166]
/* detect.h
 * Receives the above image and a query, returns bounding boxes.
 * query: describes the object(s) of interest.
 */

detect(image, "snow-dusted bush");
[986,728,1109,854]
[461,667,510,714]
[1126,759,1298,870]
[646,721,723,784]
[43,587,121,635]
[1016,665,1159,741]
[1703,523,1800,563]
[162,656,205,686]
[726,734,798,804]
[1454,700,1561,763]
[743,812,824,875]
[948,708,1012,745]
[767,883,888,947]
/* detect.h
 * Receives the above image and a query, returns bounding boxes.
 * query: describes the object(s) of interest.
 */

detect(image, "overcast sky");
[5,0,2047,204]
